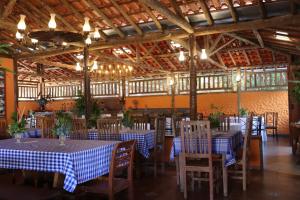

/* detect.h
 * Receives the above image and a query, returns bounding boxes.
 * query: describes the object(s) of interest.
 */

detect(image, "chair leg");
[183,170,187,199]
[154,159,157,177]
[128,182,134,200]
[175,157,180,185]
[243,165,247,191]
[209,172,214,200]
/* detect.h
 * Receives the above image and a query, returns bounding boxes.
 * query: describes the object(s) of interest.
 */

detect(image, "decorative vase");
[59,135,66,146]
[15,133,22,143]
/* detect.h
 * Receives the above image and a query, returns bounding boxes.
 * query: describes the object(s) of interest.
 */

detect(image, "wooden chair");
[153,115,166,177]
[265,112,278,139]
[132,116,149,130]
[41,117,55,138]
[228,114,253,191]
[172,114,183,137]
[0,118,7,137]
[83,140,136,200]
[97,118,122,135]
[179,120,216,200]
[70,118,88,140]
[35,116,44,129]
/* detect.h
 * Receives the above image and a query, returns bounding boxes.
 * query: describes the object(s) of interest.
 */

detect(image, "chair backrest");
[35,116,44,129]
[180,120,212,160]
[172,114,183,137]
[265,112,278,127]
[97,118,121,134]
[219,115,230,132]
[197,113,204,120]
[155,115,166,149]
[109,140,136,183]
[41,117,55,138]
[70,118,88,140]
[243,114,253,165]
[0,119,7,136]
[132,116,149,130]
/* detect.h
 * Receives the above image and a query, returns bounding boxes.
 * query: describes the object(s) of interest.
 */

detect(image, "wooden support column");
[37,63,45,97]
[236,68,241,114]
[13,57,18,111]
[189,35,197,120]
[83,46,91,122]
[170,74,176,115]
[121,76,126,109]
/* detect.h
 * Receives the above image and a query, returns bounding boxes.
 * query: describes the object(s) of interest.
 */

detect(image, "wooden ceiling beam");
[139,0,194,33]
[198,0,214,25]
[82,0,125,38]
[170,0,186,21]
[140,4,163,32]
[252,29,264,48]
[111,0,143,36]
[17,14,300,59]
[225,0,238,22]
[1,0,17,19]
[209,38,235,56]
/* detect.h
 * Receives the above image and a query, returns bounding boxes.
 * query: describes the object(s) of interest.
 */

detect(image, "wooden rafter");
[225,0,238,22]
[139,0,194,33]
[139,44,164,70]
[111,0,143,36]
[82,0,125,38]
[253,30,264,48]
[170,0,186,20]
[242,50,251,65]
[228,51,236,66]
[209,38,235,56]
[198,0,214,25]
[1,0,17,19]
[140,4,163,32]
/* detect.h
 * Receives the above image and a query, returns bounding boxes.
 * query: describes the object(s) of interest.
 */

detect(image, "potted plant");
[53,111,72,145]
[7,109,26,143]
[122,110,133,131]
[88,100,102,129]
[208,104,223,129]
[73,90,85,118]
[239,108,248,117]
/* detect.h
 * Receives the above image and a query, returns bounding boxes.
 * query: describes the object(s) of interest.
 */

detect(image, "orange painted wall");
[0,57,15,124]
[18,91,289,134]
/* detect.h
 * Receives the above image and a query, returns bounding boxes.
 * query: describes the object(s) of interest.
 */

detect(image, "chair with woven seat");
[265,112,278,139]
[41,117,55,138]
[97,118,122,134]
[82,140,136,200]
[132,116,149,130]
[179,120,219,200]
[228,114,253,191]
[219,114,230,132]
[70,118,88,140]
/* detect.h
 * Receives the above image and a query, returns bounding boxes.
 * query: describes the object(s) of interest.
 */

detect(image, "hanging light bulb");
[178,50,185,62]
[92,61,98,70]
[83,17,91,33]
[85,35,92,46]
[17,15,26,31]
[93,28,101,40]
[16,31,23,41]
[100,65,104,70]
[200,49,208,60]
[48,13,57,30]
[128,66,133,72]
[105,70,109,75]
[62,41,68,46]
[117,64,120,69]
[108,64,112,70]
[75,62,81,71]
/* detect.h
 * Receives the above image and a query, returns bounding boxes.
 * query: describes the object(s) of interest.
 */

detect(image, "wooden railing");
[18,67,288,100]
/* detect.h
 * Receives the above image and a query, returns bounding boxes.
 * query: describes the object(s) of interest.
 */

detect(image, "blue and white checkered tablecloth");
[88,130,155,158]
[21,128,42,138]
[0,138,118,192]
[171,131,243,167]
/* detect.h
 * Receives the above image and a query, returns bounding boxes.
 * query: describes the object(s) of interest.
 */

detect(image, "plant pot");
[122,126,131,132]
[59,135,66,146]
[15,133,22,143]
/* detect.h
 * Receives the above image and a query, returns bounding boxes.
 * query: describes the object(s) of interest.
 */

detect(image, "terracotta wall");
[0,57,16,124]
[18,91,289,134]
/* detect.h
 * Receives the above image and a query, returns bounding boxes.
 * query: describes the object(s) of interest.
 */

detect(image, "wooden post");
[121,76,126,109]
[13,57,18,112]
[189,35,197,120]
[171,74,175,115]
[83,46,91,122]
[236,68,241,114]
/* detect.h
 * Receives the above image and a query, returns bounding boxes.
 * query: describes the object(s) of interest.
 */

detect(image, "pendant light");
[17,15,26,31]
[85,35,92,46]
[75,62,81,71]
[92,61,98,70]
[200,49,208,60]
[178,50,185,62]
[93,28,101,40]
[48,13,57,30]
[83,17,91,34]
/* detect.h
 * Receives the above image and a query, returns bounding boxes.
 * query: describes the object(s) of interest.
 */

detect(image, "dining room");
[1,0,300,200]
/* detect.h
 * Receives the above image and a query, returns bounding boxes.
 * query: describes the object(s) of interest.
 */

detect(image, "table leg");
[53,173,59,188]
[222,155,228,197]
[179,154,184,192]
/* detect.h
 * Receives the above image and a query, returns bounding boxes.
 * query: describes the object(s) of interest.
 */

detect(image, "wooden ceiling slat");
[198,0,214,25]
[1,0,17,19]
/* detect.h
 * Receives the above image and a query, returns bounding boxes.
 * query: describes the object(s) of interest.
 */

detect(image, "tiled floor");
[1,137,300,200]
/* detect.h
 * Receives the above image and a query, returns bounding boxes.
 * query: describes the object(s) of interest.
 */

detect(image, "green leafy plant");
[73,90,85,117]
[53,111,72,136]
[88,100,102,128]
[7,111,26,136]
[208,104,223,129]
[122,110,133,128]
[239,108,248,117]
